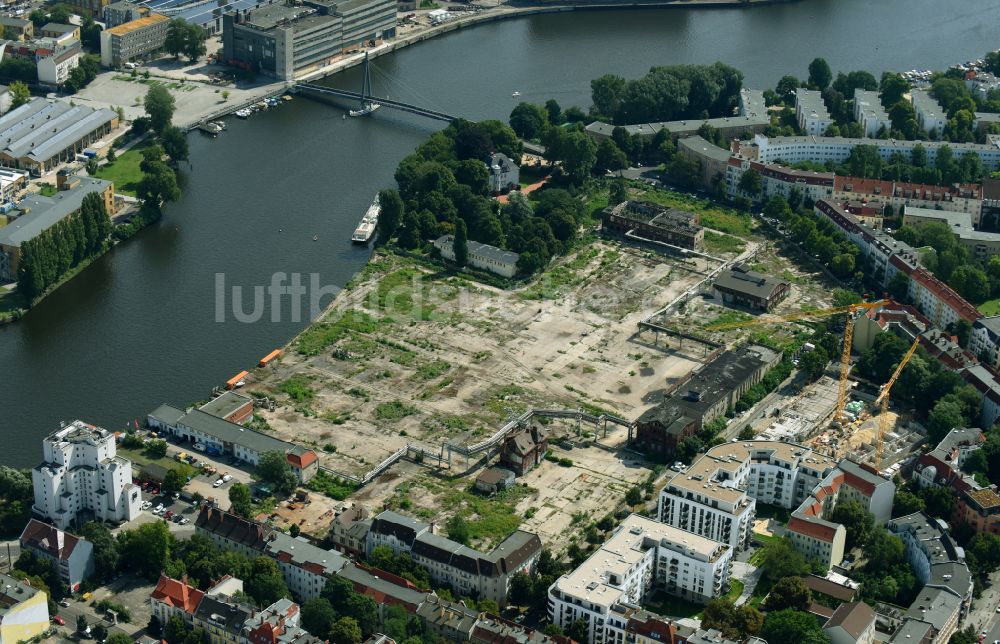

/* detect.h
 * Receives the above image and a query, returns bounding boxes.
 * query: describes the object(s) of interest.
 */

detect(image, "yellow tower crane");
[704,298,890,424]
[872,337,921,470]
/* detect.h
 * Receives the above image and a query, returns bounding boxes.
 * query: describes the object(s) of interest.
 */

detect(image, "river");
[1,0,997,467]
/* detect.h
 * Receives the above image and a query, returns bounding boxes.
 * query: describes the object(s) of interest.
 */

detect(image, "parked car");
[213,479,224,488]
[59,600,70,608]
[52,615,65,625]
[164,511,173,519]
[222,474,232,483]
[193,443,206,452]
[180,518,189,525]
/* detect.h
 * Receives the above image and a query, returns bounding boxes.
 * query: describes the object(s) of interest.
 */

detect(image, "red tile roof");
[286,450,317,469]
[150,574,205,614]
[788,516,838,543]
[909,267,981,323]
[19,519,80,561]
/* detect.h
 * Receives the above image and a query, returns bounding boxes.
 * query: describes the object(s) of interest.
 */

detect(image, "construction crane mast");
[705,299,890,424]
[872,337,921,470]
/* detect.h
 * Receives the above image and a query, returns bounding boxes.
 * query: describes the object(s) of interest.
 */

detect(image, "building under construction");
[603,200,705,251]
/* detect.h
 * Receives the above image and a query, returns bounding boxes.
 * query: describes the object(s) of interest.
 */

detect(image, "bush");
[305,470,356,500]
[93,599,131,623]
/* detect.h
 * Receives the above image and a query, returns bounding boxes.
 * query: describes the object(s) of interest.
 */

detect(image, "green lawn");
[643,590,704,619]
[754,503,791,523]
[95,139,155,196]
[634,187,753,237]
[704,230,746,254]
[721,578,745,603]
[979,299,1000,315]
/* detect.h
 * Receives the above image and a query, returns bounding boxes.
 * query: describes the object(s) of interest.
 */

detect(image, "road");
[967,567,1000,642]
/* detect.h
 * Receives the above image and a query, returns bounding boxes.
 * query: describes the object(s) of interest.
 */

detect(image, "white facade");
[432,235,519,278]
[265,533,346,601]
[853,89,892,137]
[31,421,141,530]
[971,317,1000,368]
[749,134,1000,170]
[795,90,834,136]
[487,153,519,193]
[911,90,948,136]
[548,514,732,644]
[37,47,81,86]
[658,441,837,552]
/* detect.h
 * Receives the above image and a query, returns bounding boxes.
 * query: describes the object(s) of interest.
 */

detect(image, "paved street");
[967,568,1000,641]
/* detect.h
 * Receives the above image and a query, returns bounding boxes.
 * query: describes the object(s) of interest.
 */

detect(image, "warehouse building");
[0,99,117,174]
[603,200,704,251]
[635,345,782,459]
[99,13,169,67]
[0,173,115,282]
[713,264,790,312]
[222,0,395,81]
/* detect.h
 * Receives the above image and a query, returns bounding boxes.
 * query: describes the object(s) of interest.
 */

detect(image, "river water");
[2,0,997,466]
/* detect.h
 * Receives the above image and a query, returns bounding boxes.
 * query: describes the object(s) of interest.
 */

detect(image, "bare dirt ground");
[240,239,716,550]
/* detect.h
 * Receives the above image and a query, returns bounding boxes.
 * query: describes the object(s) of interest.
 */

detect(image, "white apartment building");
[264,532,346,601]
[745,134,1000,170]
[547,514,732,644]
[795,89,834,136]
[658,441,837,552]
[37,46,81,86]
[911,90,948,136]
[31,421,141,530]
[725,156,835,203]
[432,235,520,278]
[971,316,1000,368]
[853,89,892,137]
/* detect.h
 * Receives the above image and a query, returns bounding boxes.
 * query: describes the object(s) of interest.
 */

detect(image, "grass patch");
[369,267,453,320]
[754,503,791,524]
[415,360,450,381]
[704,231,746,254]
[306,470,356,500]
[643,590,704,619]
[280,376,314,402]
[438,483,532,547]
[296,310,386,356]
[979,298,1000,316]
[721,578,745,603]
[636,187,751,236]
[0,289,27,322]
[38,183,58,197]
[94,138,156,197]
[375,400,418,420]
[118,447,194,479]
[706,310,752,329]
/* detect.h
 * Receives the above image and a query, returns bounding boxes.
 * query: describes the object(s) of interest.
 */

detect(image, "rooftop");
[265,532,347,577]
[553,514,728,610]
[796,89,831,119]
[824,601,875,639]
[713,264,789,300]
[106,13,168,35]
[19,519,85,561]
[0,573,42,616]
[0,175,111,249]
[198,391,252,420]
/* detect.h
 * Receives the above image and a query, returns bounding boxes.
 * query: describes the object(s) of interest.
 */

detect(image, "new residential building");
[833,177,982,224]
[658,441,836,552]
[366,510,542,605]
[221,0,395,81]
[432,235,520,278]
[19,519,94,592]
[0,573,49,643]
[795,90,833,136]
[602,200,704,251]
[99,13,169,67]
[31,421,141,530]
[547,514,733,644]
[911,90,948,135]
[971,316,1000,368]
[853,89,892,137]
[725,156,835,203]
[635,345,782,459]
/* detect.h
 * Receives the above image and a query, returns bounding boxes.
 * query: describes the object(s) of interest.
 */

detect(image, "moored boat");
[351,194,381,243]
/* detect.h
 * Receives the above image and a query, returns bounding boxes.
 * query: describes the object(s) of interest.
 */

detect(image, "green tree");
[609,178,628,206]
[302,598,337,639]
[888,271,911,302]
[762,608,830,644]
[92,623,108,641]
[146,439,168,459]
[377,188,404,245]
[106,634,135,644]
[257,451,297,495]
[453,217,469,267]
[228,482,252,518]
[568,619,589,643]
[164,19,188,59]
[136,158,180,206]
[77,614,88,633]
[590,74,627,118]
[701,599,764,640]
[9,81,30,108]
[763,576,811,612]
[560,130,597,185]
[182,23,207,62]
[145,85,176,134]
[798,347,829,382]
[118,520,173,580]
[880,72,910,107]
[968,533,1000,574]
[625,486,643,507]
[758,537,811,582]
[775,75,800,105]
[920,484,956,520]
[509,102,547,139]
[738,168,762,196]
[808,58,833,90]
[160,125,189,165]
[330,617,363,644]
[245,556,290,606]
[927,399,966,445]
[948,265,990,304]
[446,515,470,545]
[891,490,925,518]
[829,499,875,549]
[162,469,185,496]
